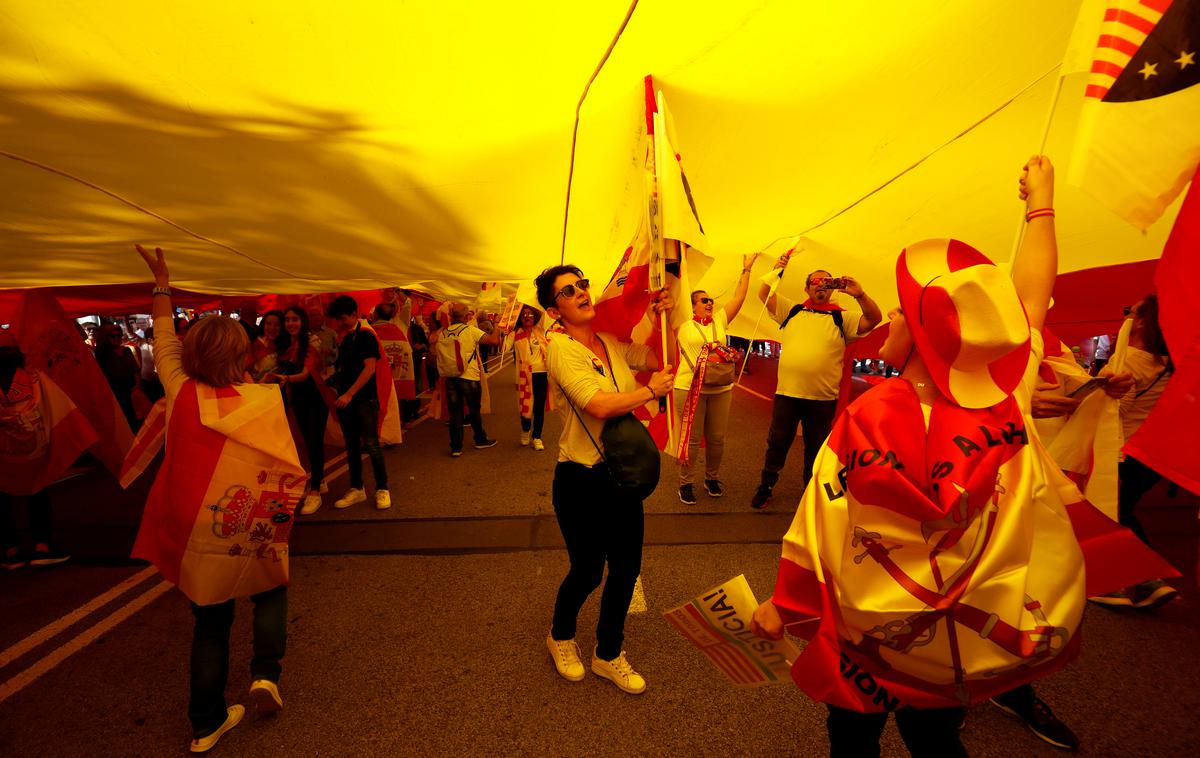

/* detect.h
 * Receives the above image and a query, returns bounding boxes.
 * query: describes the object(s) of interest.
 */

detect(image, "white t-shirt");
[772,294,861,400]
[503,327,549,373]
[548,332,653,466]
[674,311,734,395]
[1120,346,1171,441]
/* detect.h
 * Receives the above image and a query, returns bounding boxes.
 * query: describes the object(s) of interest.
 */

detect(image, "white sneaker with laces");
[249,679,283,714]
[299,493,322,515]
[334,488,366,509]
[532,439,545,451]
[375,490,392,510]
[521,430,531,446]
[591,649,647,694]
[546,634,585,682]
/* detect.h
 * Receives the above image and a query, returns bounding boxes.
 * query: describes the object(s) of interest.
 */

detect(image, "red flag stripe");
[1097,33,1141,57]
[1085,84,1111,99]
[1104,7,1156,34]
[1139,0,1171,13]
[702,647,757,685]
[683,604,763,682]
[1090,60,1126,79]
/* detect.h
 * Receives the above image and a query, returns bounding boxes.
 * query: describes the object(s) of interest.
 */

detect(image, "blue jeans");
[189,585,287,738]
[336,396,387,490]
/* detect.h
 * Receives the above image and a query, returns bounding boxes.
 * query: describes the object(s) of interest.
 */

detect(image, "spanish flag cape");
[371,316,416,401]
[132,380,307,606]
[1,368,98,496]
[346,320,402,445]
[772,378,1175,712]
[509,325,551,419]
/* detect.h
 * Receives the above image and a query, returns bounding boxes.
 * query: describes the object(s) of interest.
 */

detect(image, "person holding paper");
[503,304,551,450]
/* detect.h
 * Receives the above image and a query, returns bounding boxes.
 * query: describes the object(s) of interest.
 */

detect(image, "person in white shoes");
[535,264,676,695]
[502,304,551,451]
[327,295,391,511]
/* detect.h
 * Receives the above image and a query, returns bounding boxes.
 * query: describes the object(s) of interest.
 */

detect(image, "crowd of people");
[0,156,1184,756]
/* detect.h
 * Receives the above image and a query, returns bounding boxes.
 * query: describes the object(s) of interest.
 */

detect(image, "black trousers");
[520,372,549,439]
[760,395,837,488]
[0,491,53,550]
[445,377,487,451]
[189,585,287,738]
[826,704,967,758]
[293,393,328,491]
[1118,456,1160,546]
[550,461,644,660]
[336,395,387,490]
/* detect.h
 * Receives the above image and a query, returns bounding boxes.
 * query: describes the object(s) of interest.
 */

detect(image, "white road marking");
[0,566,158,669]
[0,580,171,704]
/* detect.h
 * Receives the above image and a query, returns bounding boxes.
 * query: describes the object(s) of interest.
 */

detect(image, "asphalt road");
[1,358,1196,757]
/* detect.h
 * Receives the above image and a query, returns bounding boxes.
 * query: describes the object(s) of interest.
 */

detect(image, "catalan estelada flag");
[132,380,307,605]
[1066,0,1200,229]
[1,368,99,496]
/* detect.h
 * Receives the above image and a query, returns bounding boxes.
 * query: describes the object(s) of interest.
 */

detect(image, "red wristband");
[1025,208,1055,222]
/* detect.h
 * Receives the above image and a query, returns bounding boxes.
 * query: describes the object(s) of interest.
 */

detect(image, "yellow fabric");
[0,2,1181,300]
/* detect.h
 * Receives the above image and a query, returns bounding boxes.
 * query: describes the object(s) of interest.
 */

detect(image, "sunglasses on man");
[697,297,714,305]
[554,279,591,302]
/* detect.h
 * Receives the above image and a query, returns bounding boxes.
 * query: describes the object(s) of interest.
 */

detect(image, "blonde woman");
[132,245,305,754]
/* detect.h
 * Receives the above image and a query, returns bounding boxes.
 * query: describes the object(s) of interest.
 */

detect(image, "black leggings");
[0,491,53,550]
[550,461,644,660]
[1118,456,1161,546]
[293,392,328,491]
[826,704,967,758]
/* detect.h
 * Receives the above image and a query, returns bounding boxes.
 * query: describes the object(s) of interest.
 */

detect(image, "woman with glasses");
[673,253,758,504]
[503,304,551,450]
[534,265,675,695]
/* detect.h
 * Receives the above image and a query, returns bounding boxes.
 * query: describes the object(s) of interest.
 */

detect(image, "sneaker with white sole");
[375,490,392,510]
[189,704,244,753]
[299,493,322,515]
[546,634,586,682]
[532,439,545,451]
[28,547,71,567]
[474,438,498,449]
[1131,579,1179,610]
[521,430,531,446]
[591,649,647,694]
[249,679,283,714]
[334,488,366,509]
[1088,588,1133,607]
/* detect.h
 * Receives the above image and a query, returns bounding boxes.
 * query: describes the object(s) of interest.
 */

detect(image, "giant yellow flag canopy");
[0,1,1182,305]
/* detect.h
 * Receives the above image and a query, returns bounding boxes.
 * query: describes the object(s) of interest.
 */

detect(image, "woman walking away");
[536,264,675,695]
[267,306,330,516]
[673,253,758,504]
[132,245,306,753]
[503,304,551,450]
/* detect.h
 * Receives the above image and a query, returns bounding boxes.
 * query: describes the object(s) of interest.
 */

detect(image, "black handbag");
[562,338,661,501]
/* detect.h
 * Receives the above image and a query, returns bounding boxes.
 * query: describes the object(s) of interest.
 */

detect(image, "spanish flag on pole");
[1065,0,1200,229]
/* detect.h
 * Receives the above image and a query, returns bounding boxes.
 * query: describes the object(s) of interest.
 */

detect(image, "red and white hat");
[896,239,1030,409]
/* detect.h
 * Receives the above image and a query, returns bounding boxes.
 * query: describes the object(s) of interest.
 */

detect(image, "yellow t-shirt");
[548,332,652,466]
[772,294,861,400]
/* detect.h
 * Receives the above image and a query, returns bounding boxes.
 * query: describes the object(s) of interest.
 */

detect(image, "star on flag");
[1138,61,1158,79]
[1178,50,1195,69]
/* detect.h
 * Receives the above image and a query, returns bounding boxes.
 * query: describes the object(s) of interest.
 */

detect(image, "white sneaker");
[532,439,545,451]
[546,634,585,682]
[299,493,322,515]
[591,649,646,694]
[189,704,244,753]
[521,430,531,446]
[375,490,392,510]
[249,679,283,714]
[334,488,366,509]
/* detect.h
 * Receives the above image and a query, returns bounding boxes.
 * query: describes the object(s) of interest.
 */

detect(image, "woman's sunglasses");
[554,279,591,302]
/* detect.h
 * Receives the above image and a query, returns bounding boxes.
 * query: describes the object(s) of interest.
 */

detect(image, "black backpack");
[780,304,846,341]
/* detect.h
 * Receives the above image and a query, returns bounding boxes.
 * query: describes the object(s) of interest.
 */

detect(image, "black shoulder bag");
[562,337,660,501]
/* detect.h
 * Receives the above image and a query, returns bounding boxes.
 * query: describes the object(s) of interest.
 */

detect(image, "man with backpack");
[432,303,505,457]
[750,252,881,509]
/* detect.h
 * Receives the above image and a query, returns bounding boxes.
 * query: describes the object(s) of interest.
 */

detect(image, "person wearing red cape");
[752,157,1176,757]
[130,245,306,753]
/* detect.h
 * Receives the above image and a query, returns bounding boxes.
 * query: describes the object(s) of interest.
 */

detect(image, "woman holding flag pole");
[673,252,758,504]
[535,263,675,695]
[132,244,306,754]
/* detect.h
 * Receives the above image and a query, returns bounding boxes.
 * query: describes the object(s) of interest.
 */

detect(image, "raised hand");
[135,244,169,286]
[1019,155,1055,209]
